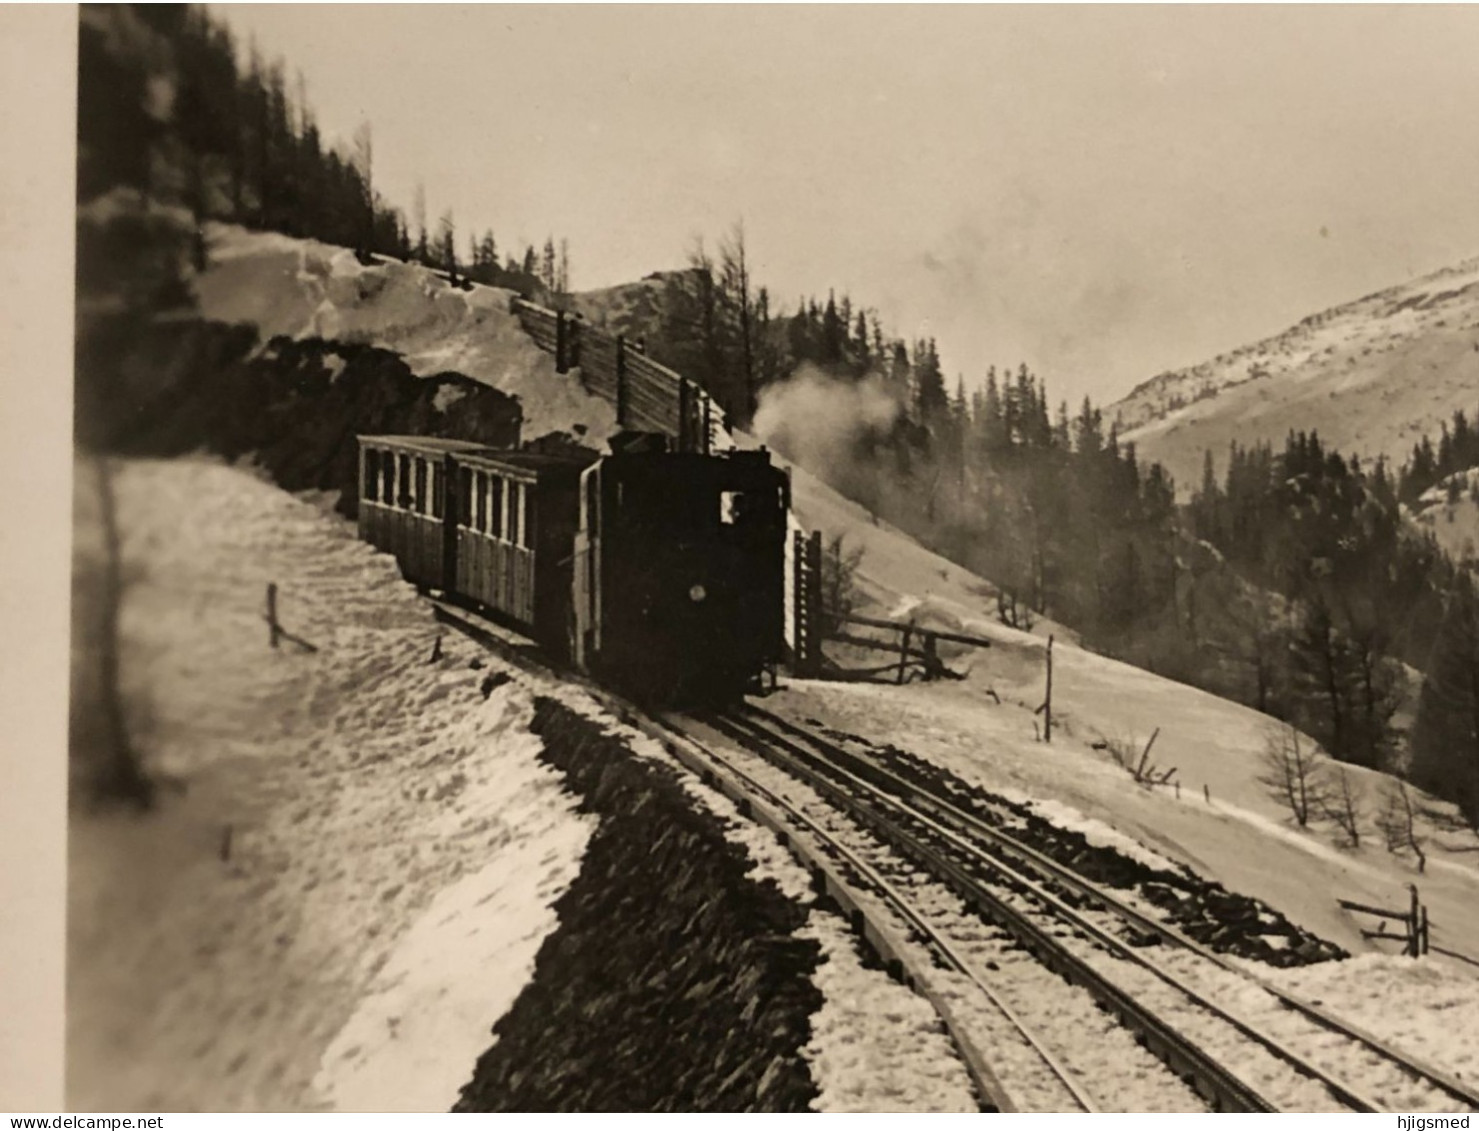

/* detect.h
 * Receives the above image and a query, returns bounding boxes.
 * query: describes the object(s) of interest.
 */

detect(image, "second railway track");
[685,702,1479,1114]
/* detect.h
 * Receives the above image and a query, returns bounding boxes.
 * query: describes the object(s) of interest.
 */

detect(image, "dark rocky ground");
[75,313,531,516]
[453,698,822,1112]
[805,717,1348,968]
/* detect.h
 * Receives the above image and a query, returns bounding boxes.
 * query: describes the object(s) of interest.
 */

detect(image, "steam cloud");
[752,364,901,486]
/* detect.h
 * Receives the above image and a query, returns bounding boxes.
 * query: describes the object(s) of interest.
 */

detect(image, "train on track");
[356,431,791,705]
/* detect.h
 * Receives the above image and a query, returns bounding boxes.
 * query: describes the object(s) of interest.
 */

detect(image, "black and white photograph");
[7,0,1479,1115]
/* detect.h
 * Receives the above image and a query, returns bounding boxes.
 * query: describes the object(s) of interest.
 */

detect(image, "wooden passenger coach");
[359,437,483,588]
[450,449,587,655]
[358,436,592,656]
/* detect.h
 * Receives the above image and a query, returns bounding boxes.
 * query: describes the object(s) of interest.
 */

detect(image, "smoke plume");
[752,364,902,496]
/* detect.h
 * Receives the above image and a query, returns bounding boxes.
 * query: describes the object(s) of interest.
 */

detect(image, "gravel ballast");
[453,698,824,1112]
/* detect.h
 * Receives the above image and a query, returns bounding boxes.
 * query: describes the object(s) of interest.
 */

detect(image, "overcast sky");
[213,4,1479,408]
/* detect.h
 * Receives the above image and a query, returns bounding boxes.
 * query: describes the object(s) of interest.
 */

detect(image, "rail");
[740,704,1479,1114]
[423,600,1041,1111]
[706,709,1287,1112]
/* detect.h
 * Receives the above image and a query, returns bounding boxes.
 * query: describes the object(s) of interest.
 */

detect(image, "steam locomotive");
[356,432,790,705]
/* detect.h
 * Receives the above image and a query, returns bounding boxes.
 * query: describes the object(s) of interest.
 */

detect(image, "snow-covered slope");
[144,226,1479,1099]
[1110,258,1479,493]
[68,459,596,1112]
[69,458,984,1112]
[194,224,619,447]
[1410,469,1479,565]
[569,271,690,342]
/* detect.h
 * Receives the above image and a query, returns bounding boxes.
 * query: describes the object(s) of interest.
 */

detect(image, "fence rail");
[511,297,722,454]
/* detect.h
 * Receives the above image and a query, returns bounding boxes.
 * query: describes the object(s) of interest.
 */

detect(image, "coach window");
[458,468,473,527]
[364,450,379,501]
[431,463,444,519]
[414,459,428,514]
[473,472,485,532]
[381,451,394,504]
[396,454,411,509]
[510,483,524,547]
[490,474,505,540]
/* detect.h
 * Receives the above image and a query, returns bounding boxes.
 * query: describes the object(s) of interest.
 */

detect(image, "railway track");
[702,703,1479,1115]
[426,601,1474,1112]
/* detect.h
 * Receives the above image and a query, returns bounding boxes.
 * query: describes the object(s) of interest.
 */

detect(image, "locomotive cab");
[572,442,790,705]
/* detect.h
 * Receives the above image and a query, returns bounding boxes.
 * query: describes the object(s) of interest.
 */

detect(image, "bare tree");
[1376,781,1428,873]
[719,221,755,424]
[820,533,864,637]
[86,456,154,809]
[1258,722,1330,827]
[438,210,459,285]
[412,182,428,264]
[1321,765,1365,848]
[351,121,374,258]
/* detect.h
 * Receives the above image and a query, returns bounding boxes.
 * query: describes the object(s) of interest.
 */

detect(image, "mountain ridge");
[1110,255,1479,492]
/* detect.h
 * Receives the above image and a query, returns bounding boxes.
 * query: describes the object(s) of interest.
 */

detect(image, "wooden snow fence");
[827,612,991,685]
[511,298,718,454]
[1338,885,1429,957]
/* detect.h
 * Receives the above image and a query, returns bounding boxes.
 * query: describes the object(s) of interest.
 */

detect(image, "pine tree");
[1410,576,1479,826]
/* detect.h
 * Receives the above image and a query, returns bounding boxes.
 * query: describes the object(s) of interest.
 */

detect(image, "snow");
[71,455,1000,1113]
[799,914,979,1113]
[746,450,1479,980]
[312,691,592,1113]
[521,681,987,1111]
[68,458,593,1111]
[1411,470,1479,564]
[192,224,618,447]
[86,223,1479,1107]
[1257,954,1479,1088]
[1109,256,1479,495]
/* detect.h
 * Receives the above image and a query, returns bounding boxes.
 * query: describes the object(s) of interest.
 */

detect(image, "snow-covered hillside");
[68,459,595,1111]
[1410,469,1479,565]
[1110,258,1479,493]
[194,224,618,447]
[188,225,1479,975]
[70,458,983,1112]
[569,270,691,343]
[89,225,1479,1108]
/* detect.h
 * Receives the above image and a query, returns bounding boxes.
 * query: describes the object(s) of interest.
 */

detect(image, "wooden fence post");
[678,378,691,452]
[615,335,628,427]
[266,582,281,649]
[555,310,568,374]
[1409,885,1421,957]
[1043,634,1054,743]
[897,623,914,685]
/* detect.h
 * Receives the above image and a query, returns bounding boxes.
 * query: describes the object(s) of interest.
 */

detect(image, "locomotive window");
[720,490,744,525]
